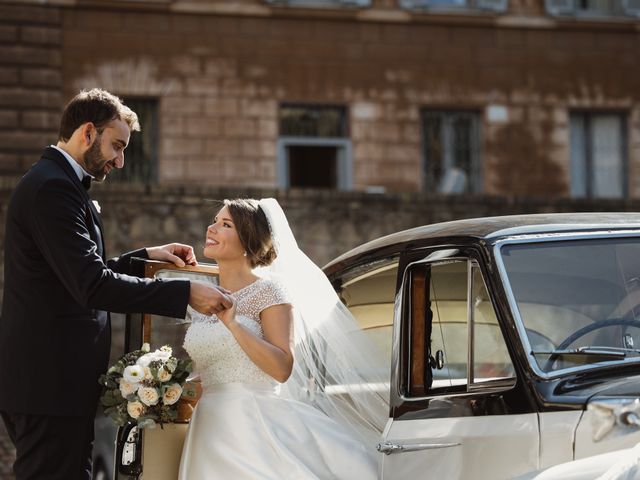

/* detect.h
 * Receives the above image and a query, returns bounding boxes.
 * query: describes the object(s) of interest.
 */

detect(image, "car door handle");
[377,441,461,455]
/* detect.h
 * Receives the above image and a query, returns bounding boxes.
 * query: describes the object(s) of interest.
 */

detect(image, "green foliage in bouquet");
[99,343,194,429]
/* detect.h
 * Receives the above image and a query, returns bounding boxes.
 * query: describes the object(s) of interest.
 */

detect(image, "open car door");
[379,252,538,480]
[110,258,219,480]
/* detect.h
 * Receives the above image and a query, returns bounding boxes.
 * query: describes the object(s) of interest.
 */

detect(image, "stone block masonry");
[0,3,62,175]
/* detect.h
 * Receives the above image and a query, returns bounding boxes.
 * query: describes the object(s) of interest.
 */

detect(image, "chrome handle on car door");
[377,441,461,455]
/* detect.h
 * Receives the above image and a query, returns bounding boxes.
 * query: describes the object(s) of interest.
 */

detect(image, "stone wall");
[0,3,63,174]
[3,181,640,309]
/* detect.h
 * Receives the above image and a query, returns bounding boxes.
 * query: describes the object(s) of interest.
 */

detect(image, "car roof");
[324,212,640,272]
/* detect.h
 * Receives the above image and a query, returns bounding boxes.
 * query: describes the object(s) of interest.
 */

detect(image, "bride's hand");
[216,297,238,329]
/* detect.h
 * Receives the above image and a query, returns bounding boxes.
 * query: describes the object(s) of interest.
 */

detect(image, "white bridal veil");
[257,198,389,447]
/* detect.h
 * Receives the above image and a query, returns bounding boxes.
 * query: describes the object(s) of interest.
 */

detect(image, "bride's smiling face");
[204,206,245,262]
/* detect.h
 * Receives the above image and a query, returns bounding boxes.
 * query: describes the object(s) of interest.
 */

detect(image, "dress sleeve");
[257,279,292,314]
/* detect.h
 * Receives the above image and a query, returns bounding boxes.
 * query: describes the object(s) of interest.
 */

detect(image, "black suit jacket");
[0,147,191,416]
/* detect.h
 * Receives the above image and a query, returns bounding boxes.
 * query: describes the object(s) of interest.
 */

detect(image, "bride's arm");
[217,301,294,383]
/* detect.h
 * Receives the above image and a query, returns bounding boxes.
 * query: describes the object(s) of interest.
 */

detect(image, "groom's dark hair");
[224,199,276,268]
[58,88,140,142]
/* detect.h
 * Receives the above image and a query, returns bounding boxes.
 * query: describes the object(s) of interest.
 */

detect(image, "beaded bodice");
[183,278,290,389]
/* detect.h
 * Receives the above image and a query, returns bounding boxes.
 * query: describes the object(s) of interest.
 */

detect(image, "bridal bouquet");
[99,343,194,429]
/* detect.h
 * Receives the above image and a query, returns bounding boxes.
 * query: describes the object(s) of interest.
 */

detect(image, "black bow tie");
[81,176,92,191]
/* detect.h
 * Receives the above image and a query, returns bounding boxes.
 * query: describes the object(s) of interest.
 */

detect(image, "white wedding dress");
[178,277,378,480]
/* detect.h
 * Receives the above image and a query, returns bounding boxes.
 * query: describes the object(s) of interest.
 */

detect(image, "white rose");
[152,349,172,362]
[157,368,172,383]
[123,365,145,384]
[137,349,172,367]
[119,379,140,397]
[141,343,151,353]
[162,383,183,406]
[136,353,154,368]
[143,367,153,381]
[127,400,144,419]
[138,386,160,406]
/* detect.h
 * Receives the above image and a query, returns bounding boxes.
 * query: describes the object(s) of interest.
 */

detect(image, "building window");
[570,112,627,199]
[400,0,508,13]
[421,110,481,194]
[109,97,158,185]
[546,0,640,17]
[278,104,351,190]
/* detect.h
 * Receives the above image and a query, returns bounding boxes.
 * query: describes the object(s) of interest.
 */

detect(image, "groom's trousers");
[0,411,94,480]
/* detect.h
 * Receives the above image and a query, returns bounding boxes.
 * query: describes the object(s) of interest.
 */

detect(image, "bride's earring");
[243,251,247,257]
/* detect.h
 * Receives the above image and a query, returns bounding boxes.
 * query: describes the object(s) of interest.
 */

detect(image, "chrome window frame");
[494,229,640,380]
[394,248,516,403]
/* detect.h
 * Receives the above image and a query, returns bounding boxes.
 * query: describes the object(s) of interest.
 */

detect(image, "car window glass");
[148,268,220,361]
[471,263,516,383]
[501,238,640,373]
[429,260,468,392]
[338,259,399,385]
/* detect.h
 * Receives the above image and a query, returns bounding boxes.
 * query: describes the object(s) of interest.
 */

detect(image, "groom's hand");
[146,243,198,267]
[189,282,233,315]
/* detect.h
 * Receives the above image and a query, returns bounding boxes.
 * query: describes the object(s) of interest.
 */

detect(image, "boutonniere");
[92,200,101,213]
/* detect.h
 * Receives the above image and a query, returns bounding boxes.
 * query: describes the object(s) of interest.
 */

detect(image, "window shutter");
[545,0,575,15]
[477,0,507,12]
[622,0,640,16]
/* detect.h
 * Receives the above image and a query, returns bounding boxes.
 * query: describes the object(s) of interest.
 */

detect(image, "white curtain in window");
[592,115,624,198]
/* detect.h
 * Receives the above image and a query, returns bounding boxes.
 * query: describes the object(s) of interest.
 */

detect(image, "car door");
[107,258,220,480]
[379,249,539,480]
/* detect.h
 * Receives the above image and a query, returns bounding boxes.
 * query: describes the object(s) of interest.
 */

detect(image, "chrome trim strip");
[467,261,475,385]
[377,441,461,455]
[493,230,640,380]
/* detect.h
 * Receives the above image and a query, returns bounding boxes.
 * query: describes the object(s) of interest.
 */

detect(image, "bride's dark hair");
[223,199,277,268]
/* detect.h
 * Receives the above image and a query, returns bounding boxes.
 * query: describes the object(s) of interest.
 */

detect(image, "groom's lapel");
[86,199,106,260]
[42,147,106,260]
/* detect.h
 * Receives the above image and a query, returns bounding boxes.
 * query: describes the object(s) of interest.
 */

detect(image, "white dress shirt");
[50,145,92,182]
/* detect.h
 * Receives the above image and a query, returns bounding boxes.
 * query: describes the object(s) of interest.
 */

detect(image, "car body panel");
[538,411,582,469]
[380,413,539,479]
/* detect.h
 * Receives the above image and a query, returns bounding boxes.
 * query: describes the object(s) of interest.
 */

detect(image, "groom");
[0,88,231,480]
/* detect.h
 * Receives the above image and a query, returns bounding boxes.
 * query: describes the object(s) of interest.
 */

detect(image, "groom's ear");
[79,122,95,146]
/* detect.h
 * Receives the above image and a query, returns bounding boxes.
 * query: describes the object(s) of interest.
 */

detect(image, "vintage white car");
[97,213,640,479]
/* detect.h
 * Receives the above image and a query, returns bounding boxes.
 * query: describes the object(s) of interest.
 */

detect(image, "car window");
[405,257,515,397]
[500,237,640,374]
[429,260,469,392]
[146,267,220,361]
[337,259,399,383]
[471,263,516,384]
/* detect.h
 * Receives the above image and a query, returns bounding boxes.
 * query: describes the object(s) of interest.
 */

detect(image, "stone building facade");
[1,0,639,197]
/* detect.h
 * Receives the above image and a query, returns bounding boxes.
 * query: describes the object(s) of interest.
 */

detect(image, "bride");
[178,198,388,479]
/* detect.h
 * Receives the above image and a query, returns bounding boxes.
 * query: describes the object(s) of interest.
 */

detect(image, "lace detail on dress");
[184,278,291,389]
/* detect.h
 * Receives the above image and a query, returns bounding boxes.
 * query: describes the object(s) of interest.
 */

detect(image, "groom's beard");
[83,135,114,182]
